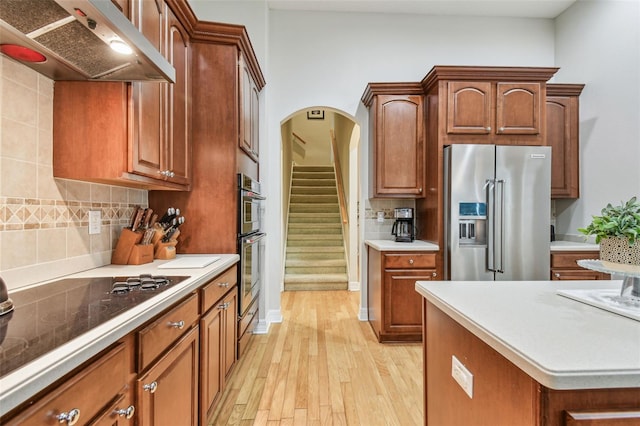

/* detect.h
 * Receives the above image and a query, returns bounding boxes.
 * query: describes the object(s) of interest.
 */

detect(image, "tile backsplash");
[0,56,147,290]
[364,198,416,240]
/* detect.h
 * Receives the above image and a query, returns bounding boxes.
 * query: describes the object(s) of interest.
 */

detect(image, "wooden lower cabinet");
[423,300,640,426]
[551,251,609,280]
[368,248,438,342]
[137,326,199,426]
[90,393,136,426]
[3,342,131,425]
[200,286,238,424]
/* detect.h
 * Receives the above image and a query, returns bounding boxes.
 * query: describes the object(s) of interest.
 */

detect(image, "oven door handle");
[243,191,266,201]
[242,232,266,244]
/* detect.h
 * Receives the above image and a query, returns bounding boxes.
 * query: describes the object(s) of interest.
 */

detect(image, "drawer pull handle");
[56,408,80,425]
[168,320,185,329]
[432,272,437,277]
[218,302,231,310]
[115,405,135,419]
[143,381,158,393]
[218,282,230,288]
[408,259,414,265]
[554,273,560,278]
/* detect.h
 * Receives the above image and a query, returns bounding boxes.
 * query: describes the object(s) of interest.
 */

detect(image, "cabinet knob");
[554,273,561,278]
[115,405,135,420]
[419,188,423,193]
[408,259,414,265]
[168,320,185,329]
[485,126,491,131]
[168,171,175,178]
[143,381,158,393]
[432,272,437,277]
[218,302,231,310]
[218,282,230,288]
[499,127,505,132]
[56,408,81,425]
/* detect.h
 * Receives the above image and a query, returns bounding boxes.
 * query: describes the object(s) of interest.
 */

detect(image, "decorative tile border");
[0,197,143,232]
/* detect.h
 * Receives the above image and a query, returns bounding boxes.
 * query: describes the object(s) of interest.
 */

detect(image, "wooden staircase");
[284,165,348,291]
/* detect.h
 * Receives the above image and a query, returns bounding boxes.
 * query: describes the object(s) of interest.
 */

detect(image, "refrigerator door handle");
[495,179,505,273]
[485,179,496,272]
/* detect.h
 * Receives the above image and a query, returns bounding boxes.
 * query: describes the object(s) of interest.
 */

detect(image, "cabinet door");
[548,95,580,198]
[374,95,424,197]
[239,53,258,162]
[383,269,435,335]
[166,6,191,185]
[131,0,165,179]
[495,82,541,135]
[137,326,199,426]
[551,269,607,280]
[222,290,238,379]
[446,81,492,134]
[200,302,223,424]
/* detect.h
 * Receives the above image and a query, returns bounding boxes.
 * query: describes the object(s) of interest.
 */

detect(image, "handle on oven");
[242,232,266,244]
[243,191,266,200]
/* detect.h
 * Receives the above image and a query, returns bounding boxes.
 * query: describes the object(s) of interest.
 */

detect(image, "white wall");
[553,0,640,238]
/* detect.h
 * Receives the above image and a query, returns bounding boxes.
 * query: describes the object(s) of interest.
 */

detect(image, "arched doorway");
[280,107,360,292]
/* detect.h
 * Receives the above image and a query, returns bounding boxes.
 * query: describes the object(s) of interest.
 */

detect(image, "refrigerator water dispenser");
[458,202,486,246]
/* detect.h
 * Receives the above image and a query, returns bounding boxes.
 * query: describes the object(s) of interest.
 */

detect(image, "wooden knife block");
[112,228,143,265]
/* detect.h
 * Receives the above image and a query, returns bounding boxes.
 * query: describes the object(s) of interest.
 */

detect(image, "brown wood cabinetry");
[551,251,609,280]
[361,83,425,198]
[137,326,199,426]
[53,0,191,191]
[447,81,543,137]
[367,247,438,342]
[199,266,238,425]
[423,300,640,426]
[4,341,132,426]
[239,52,260,162]
[149,20,265,254]
[547,84,585,199]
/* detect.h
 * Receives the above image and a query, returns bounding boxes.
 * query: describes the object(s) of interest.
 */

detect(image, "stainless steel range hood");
[0,0,175,82]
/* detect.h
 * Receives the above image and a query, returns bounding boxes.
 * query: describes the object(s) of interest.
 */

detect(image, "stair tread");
[284,273,348,282]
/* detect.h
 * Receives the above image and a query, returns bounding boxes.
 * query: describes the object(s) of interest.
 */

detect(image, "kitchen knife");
[159,207,174,224]
[149,213,158,228]
[131,208,145,232]
[129,206,141,228]
[142,208,153,229]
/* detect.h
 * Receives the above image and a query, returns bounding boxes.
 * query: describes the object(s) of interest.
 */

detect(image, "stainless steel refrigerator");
[444,144,551,281]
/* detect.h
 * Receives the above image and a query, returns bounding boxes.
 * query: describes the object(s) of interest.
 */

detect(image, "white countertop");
[415,279,640,390]
[365,239,439,251]
[0,254,239,416]
[550,240,600,251]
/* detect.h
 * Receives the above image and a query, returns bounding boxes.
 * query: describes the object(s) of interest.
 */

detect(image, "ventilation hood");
[0,0,175,82]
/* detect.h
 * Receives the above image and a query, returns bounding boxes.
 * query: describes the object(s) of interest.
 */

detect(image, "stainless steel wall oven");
[237,174,265,356]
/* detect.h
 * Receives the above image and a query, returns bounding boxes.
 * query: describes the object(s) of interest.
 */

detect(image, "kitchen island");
[416,279,640,426]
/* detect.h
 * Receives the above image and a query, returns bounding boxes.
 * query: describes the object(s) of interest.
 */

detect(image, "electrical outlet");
[377,211,385,223]
[88,210,101,235]
[451,355,473,398]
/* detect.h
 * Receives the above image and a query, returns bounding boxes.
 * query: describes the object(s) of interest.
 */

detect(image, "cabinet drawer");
[551,251,599,268]
[5,342,127,426]
[384,253,436,269]
[138,293,199,371]
[201,265,237,313]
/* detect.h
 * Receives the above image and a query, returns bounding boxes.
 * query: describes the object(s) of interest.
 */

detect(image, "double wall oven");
[237,174,265,356]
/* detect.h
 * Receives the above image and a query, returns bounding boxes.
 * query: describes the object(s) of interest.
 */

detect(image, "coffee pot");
[391,208,415,242]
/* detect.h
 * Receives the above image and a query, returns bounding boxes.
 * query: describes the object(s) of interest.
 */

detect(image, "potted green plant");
[578,196,640,265]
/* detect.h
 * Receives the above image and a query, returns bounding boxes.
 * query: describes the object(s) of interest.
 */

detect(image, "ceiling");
[266,0,577,19]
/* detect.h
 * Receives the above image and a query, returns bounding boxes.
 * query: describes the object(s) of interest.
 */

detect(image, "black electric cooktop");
[0,274,189,378]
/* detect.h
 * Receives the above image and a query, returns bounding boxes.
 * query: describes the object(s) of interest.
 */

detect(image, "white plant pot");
[600,236,640,266]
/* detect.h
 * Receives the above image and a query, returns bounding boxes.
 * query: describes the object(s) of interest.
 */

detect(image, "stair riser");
[287,240,343,247]
[292,180,336,187]
[290,195,338,203]
[286,254,344,261]
[293,172,335,179]
[285,266,347,274]
[290,205,339,214]
[288,217,340,224]
[291,187,337,195]
[284,283,348,291]
[292,166,334,172]
[288,228,342,235]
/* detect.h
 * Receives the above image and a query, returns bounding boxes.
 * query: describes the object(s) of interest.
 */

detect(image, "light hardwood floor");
[209,290,423,425]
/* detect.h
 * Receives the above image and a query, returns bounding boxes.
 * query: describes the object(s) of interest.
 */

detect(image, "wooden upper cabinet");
[447,81,541,136]
[131,0,164,180]
[547,83,584,199]
[166,6,191,185]
[447,81,492,134]
[239,52,259,162]
[362,83,425,198]
[52,0,191,190]
[496,82,541,135]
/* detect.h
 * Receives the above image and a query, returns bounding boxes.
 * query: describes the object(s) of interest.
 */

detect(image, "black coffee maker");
[391,208,415,242]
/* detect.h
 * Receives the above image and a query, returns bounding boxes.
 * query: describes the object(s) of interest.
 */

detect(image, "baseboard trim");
[348,280,360,291]
[254,308,283,334]
[358,307,368,321]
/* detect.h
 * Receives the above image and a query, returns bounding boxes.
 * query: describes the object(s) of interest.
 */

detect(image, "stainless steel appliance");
[443,144,551,281]
[237,174,264,356]
[391,207,415,242]
[0,0,175,82]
